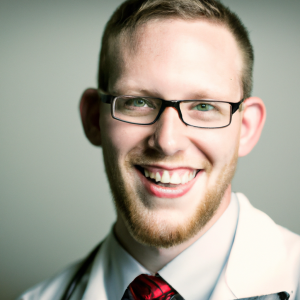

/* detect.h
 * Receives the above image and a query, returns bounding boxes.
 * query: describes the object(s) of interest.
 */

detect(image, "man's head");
[80,0,266,248]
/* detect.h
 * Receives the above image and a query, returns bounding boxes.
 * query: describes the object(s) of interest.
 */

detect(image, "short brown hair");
[98,0,254,99]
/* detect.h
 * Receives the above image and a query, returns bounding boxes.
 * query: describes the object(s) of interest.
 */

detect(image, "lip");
[136,166,202,198]
[141,165,196,178]
[140,164,197,171]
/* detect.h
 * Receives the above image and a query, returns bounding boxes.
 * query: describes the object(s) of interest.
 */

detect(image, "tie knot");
[123,274,183,300]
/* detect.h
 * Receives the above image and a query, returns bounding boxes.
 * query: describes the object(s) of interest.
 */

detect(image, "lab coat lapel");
[210,193,291,300]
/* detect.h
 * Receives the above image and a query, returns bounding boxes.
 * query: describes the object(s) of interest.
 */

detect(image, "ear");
[79,88,102,146]
[238,97,266,157]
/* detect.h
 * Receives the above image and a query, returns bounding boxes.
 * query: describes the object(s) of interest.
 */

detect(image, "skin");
[80,19,266,273]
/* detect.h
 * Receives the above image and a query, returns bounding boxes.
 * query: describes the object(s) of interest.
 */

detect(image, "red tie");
[121,274,184,300]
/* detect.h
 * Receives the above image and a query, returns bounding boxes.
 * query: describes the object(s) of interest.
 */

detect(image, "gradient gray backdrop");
[1,1,299,299]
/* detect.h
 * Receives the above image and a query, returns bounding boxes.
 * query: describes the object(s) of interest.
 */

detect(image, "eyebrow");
[111,88,216,100]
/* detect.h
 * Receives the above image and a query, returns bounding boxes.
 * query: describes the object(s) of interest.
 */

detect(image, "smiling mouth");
[135,165,200,188]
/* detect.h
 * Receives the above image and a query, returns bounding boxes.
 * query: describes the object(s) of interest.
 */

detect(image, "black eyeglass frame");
[100,93,245,129]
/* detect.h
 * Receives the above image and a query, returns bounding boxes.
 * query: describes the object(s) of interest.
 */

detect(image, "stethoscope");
[60,242,102,300]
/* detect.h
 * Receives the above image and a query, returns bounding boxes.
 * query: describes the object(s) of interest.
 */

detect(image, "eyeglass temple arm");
[99,93,114,104]
[231,98,245,114]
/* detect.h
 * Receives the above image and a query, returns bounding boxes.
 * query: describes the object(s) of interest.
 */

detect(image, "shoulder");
[277,225,300,249]
[277,226,300,300]
[277,225,300,270]
[278,225,300,248]
[236,193,300,240]
[236,192,300,255]
[16,240,106,300]
[16,261,81,300]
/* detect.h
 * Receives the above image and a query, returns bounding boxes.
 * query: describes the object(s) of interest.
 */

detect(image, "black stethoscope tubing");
[60,242,102,300]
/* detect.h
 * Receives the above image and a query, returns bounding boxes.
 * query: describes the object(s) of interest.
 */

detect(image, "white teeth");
[143,168,197,184]
[170,172,181,184]
[161,170,171,183]
[144,169,150,177]
[181,172,189,184]
[155,172,161,182]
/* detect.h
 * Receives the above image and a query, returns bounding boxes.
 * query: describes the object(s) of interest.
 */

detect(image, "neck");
[114,186,232,274]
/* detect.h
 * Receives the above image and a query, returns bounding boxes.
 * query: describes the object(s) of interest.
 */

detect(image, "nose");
[148,107,190,156]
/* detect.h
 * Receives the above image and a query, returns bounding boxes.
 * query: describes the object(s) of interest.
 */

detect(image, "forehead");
[111,19,243,100]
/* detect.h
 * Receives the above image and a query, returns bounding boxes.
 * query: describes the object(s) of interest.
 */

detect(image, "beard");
[102,145,238,249]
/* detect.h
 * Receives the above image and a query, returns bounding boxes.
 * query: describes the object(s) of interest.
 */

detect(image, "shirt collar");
[104,230,151,299]
[83,192,239,300]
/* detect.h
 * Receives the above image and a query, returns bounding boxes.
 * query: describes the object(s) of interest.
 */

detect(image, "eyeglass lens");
[113,96,231,128]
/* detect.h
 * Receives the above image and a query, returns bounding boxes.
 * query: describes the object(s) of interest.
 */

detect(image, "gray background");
[1,1,299,299]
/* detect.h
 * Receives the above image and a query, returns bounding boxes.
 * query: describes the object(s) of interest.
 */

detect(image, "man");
[18,0,300,299]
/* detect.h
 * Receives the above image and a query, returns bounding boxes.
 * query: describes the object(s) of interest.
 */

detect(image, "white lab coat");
[18,193,300,300]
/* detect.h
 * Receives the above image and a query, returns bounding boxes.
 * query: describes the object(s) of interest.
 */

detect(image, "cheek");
[214,115,241,162]
[189,118,241,167]
[100,111,150,157]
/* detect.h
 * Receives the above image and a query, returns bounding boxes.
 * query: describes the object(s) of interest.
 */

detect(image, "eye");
[133,98,148,107]
[193,103,214,111]
[126,98,155,108]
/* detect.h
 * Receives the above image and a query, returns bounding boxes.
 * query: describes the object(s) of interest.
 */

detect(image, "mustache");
[125,147,212,170]
[125,148,172,165]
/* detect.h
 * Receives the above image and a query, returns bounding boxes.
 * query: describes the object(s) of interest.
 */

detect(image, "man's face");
[100,19,244,248]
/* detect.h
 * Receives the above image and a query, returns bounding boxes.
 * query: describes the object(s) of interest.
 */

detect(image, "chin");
[112,176,231,248]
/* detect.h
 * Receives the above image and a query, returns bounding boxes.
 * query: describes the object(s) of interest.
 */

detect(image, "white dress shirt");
[88,192,239,300]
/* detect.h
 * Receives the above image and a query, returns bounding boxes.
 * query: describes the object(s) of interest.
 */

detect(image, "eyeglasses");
[100,92,244,129]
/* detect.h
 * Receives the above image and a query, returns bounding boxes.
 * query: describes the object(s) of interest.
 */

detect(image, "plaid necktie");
[121,273,184,300]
